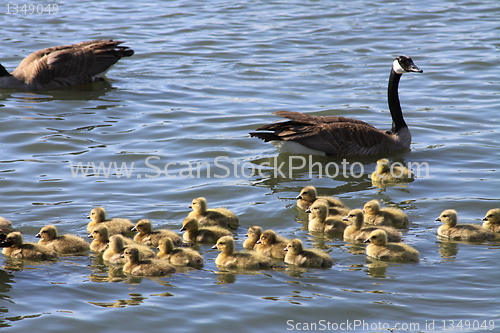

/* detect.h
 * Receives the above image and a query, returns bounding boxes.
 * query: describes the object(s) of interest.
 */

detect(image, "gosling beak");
[211,244,218,249]
[363,238,371,243]
[482,217,488,221]
[256,240,262,244]
[87,215,91,219]
[435,217,441,222]
[35,233,41,238]
[305,208,311,214]
[88,234,93,239]
[296,195,302,199]
[120,253,125,258]
[189,205,192,209]
[283,247,288,251]
[180,226,186,232]
[131,226,137,232]
[342,216,348,221]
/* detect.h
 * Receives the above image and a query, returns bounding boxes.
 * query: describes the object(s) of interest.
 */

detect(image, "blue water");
[0,0,499,332]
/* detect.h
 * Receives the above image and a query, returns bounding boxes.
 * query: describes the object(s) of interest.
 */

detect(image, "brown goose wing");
[250,112,395,156]
[272,110,374,127]
[12,40,134,87]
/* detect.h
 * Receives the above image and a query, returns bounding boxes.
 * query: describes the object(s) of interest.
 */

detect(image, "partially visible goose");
[255,230,289,259]
[250,56,423,156]
[36,225,89,254]
[243,226,263,250]
[296,185,349,215]
[180,217,232,244]
[343,209,402,242]
[306,200,348,235]
[157,237,204,268]
[0,232,57,260]
[212,236,274,269]
[364,229,419,262]
[132,219,183,247]
[482,208,500,233]
[88,225,111,252]
[187,197,239,230]
[0,217,13,242]
[121,247,176,276]
[86,207,134,236]
[371,158,414,184]
[436,209,495,241]
[363,200,409,229]
[284,239,333,268]
[0,40,133,90]
[103,234,155,264]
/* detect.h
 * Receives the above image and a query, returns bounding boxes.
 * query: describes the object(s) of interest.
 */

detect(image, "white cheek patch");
[392,59,406,74]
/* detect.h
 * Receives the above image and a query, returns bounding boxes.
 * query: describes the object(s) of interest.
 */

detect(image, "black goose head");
[394,55,423,74]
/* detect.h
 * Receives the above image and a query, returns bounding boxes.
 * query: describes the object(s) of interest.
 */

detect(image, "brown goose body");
[250,56,423,156]
[0,40,133,90]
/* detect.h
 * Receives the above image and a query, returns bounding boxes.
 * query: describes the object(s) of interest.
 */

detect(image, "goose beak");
[35,233,41,238]
[180,226,186,232]
[88,234,93,238]
[296,195,302,199]
[363,238,371,243]
[211,244,218,249]
[435,217,441,222]
[120,253,125,258]
[482,217,488,221]
[131,227,137,232]
[188,205,192,209]
[283,247,288,251]
[408,63,423,73]
[256,240,262,244]
[86,215,90,219]
[305,208,311,214]
[342,216,348,221]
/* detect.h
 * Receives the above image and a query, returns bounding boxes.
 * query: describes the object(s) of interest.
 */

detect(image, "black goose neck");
[0,64,11,77]
[388,69,406,133]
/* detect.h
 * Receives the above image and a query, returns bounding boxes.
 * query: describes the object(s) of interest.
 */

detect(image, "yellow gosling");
[103,235,155,264]
[482,208,500,233]
[284,239,333,268]
[132,219,182,247]
[157,237,204,268]
[36,225,89,254]
[187,197,239,230]
[296,185,349,215]
[243,226,262,250]
[255,230,289,259]
[121,247,175,276]
[343,209,402,242]
[371,158,414,184]
[88,225,110,252]
[364,229,419,262]
[363,200,409,229]
[307,200,348,235]
[181,218,232,244]
[86,207,134,236]
[437,209,495,241]
[0,217,13,235]
[0,232,57,260]
[212,236,273,269]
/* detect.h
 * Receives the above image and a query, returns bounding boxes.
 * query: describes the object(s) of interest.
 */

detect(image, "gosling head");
[121,246,140,263]
[108,235,125,252]
[284,239,304,255]
[189,197,208,213]
[88,225,109,242]
[344,209,364,228]
[0,232,23,248]
[180,217,199,232]
[436,209,458,227]
[482,209,500,224]
[364,229,388,246]
[0,217,13,234]
[257,230,278,246]
[393,55,423,75]
[296,186,317,201]
[306,200,329,220]
[36,225,58,241]
[375,158,391,174]
[132,219,153,234]
[211,235,234,254]
[245,226,262,241]
[88,207,106,223]
[363,200,381,215]
[158,237,175,253]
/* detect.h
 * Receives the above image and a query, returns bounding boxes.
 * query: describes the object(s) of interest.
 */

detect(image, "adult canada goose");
[36,225,90,254]
[131,219,183,247]
[283,238,333,268]
[0,40,133,90]
[306,200,349,235]
[243,226,263,250]
[363,200,409,229]
[250,56,423,156]
[212,236,274,269]
[0,232,57,260]
[436,209,495,241]
[255,230,289,259]
[157,237,204,268]
[296,185,349,215]
[86,207,134,236]
[371,158,414,184]
[342,209,402,242]
[121,247,176,276]
[482,208,500,233]
[180,217,232,244]
[364,229,419,262]
[187,197,239,230]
